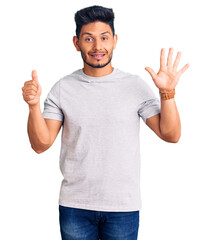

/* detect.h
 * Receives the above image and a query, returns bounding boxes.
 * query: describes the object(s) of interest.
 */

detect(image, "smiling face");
[73,21,117,70]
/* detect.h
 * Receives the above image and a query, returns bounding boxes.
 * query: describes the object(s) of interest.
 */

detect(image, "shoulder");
[59,69,81,83]
[117,68,149,85]
[117,69,153,91]
[116,68,140,80]
[47,70,81,95]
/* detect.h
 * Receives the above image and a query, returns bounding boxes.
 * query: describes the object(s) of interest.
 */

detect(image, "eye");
[85,38,93,42]
[102,37,108,40]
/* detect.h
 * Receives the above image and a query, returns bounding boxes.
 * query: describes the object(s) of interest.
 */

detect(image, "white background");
[0,0,210,239]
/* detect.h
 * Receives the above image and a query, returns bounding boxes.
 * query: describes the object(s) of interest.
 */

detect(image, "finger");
[27,85,37,91]
[177,64,190,78]
[160,48,165,68]
[173,51,181,70]
[24,80,38,88]
[145,67,157,80]
[22,84,37,91]
[24,89,37,95]
[24,80,34,85]
[23,94,35,101]
[167,47,173,68]
[22,90,35,96]
[32,70,38,82]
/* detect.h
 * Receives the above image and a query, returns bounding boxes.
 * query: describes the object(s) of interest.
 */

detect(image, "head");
[73,5,117,69]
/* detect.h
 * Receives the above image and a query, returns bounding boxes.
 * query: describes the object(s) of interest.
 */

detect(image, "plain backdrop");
[0,0,210,239]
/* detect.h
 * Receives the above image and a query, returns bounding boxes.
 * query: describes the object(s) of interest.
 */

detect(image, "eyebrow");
[81,31,111,37]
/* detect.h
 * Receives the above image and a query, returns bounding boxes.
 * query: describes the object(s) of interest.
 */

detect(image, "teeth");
[92,55,104,57]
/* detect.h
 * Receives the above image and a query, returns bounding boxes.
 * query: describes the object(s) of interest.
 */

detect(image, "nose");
[93,38,103,51]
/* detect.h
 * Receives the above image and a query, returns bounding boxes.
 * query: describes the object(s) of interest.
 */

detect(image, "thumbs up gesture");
[22,70,42,106]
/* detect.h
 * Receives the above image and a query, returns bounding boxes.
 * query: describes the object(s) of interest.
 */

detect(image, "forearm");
[159,98,181,142]
[27,103,50,152]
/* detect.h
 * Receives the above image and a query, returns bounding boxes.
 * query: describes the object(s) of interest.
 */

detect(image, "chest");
[61,83,140,124]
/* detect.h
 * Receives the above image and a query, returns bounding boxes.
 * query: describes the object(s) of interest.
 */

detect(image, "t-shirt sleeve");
[42,80,64,123]
[137,77,161,124]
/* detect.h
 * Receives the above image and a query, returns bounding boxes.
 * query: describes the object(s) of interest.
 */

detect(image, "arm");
[145,47,189,143]
[160,97,181,142]
[28,103,62,153]
[22,70,62,154]
[146,98,181,143]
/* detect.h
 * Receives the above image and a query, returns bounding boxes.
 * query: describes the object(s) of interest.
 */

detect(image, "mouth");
[90,54,105,60]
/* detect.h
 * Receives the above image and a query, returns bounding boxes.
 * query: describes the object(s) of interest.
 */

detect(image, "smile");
[90,54,105,60]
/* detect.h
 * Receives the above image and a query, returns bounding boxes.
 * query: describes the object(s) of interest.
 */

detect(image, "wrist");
[159,88,175,94]
[29,102,41,112]
[159,89,175,100]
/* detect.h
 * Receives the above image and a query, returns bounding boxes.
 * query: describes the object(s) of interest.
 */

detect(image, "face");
[73,21,117,69]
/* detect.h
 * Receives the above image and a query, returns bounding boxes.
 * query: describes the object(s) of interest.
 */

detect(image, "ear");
[113,34,118,50]
[73,36,80,51]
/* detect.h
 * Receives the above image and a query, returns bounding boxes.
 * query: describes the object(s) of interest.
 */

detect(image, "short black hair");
[74,5,115,39]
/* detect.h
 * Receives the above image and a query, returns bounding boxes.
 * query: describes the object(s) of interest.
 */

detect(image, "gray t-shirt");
[42,68,161,212]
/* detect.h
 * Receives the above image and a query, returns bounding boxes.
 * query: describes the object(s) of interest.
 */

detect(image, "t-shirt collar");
[79,68,118,83]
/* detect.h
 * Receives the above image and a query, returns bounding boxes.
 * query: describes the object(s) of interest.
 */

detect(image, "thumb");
[32,69,42,95]
[145,67,157,80]
[32,69,39,82]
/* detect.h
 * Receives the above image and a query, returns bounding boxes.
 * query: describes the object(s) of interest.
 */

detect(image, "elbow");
[175,133,181,143]
[31,145,44,154]
[33,148,49,154]
[31,143,51,154]
[172,129,181,143]
[169,136,180,143]
[161,131,181,143]
[34,149,44,154]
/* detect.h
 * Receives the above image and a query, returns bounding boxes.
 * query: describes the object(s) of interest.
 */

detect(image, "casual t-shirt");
[42,67,161,212]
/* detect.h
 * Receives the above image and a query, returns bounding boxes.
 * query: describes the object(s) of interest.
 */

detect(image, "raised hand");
[145,48,190,93]
[22,70,42,106]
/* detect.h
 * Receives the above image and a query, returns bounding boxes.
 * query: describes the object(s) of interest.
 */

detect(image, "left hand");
[145,48,190,93]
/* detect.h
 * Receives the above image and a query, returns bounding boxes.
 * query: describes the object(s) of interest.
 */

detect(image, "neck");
[83,64,114,77]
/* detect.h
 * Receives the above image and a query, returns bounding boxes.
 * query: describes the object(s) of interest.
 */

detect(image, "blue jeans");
[59,205,139,240]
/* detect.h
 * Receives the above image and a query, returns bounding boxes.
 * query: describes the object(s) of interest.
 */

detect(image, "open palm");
[145,48,190,93]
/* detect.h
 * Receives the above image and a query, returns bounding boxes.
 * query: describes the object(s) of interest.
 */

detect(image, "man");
[21,5,189,240]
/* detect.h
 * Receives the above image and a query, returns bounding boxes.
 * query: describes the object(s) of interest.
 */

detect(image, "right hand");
[22,70,42,106]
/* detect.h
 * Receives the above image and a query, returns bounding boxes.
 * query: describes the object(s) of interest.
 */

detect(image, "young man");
[22,5,189,240]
